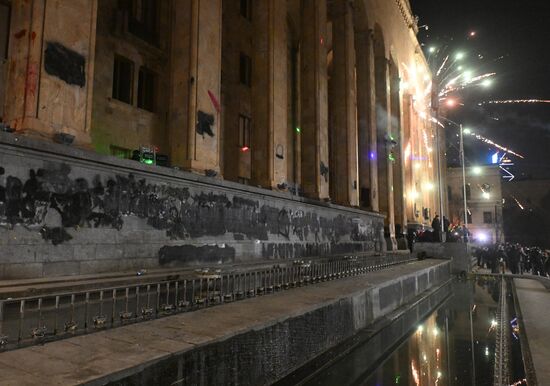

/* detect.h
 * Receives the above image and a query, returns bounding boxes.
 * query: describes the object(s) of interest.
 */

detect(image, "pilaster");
[4,0,97,147]
[329,0,359,207]
[375,55,396,249]
[169,0,222,174]
[251,0,288,189]
[355,29,378,211]
[300,0,329,200]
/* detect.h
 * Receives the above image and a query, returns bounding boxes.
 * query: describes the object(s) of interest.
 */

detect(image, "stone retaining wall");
[0,132,384,279]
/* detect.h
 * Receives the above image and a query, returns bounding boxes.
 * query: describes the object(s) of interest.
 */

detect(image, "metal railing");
[493,277,510,386]
[0,254,414,351]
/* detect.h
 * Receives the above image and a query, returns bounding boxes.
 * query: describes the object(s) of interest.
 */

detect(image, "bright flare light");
[482,192,491,199]
[478,233,488,242]
[455,52,465,60]
[446,99,457,107]
[429,46,436,53]
[472,166,482,175]
[481,79,492,87]
[463,127,472,134]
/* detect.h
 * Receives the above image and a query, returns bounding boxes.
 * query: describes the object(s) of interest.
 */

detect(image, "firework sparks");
[464,130,525,159]
[511,196,525,210]
[436,55,449,77]
[480,99,550,105]
[440,73,496,97]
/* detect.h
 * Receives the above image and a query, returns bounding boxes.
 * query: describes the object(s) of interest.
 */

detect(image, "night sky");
[412,0,550,180]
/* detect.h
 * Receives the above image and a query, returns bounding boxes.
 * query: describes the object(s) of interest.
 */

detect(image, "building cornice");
[394,0,418,33]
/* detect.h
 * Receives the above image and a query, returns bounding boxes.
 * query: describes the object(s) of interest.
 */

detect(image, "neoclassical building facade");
[0,0,443,250]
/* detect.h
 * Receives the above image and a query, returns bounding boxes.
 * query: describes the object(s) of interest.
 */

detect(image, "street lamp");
[459,124,468,231]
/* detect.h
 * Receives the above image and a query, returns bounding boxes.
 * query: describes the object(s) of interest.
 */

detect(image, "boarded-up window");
[239,53,252,87]
[0,2,9,60]
[240,0,252,21]
[120,0,159,45]
[112,55,134,104]
[137,66,157,112]
[483,211,493,224]
[239,115,251,147]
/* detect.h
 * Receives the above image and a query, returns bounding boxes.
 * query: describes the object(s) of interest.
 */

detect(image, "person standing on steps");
[431,214,441,242]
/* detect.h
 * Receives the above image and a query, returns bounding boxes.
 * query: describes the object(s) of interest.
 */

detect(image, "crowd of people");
[407,215,470,249]
[473,243,550,277]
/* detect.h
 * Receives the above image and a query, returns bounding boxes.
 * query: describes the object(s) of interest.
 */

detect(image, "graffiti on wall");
[0,162,380,259]
[44,42,86,87]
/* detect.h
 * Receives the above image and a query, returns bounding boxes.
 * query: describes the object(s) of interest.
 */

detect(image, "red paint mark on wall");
[26,62,38,98]
[14,29,27,39]
[208,90,221,113]
[31,31,37,42]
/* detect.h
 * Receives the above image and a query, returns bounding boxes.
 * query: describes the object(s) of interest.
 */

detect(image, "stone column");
[390,67,407,245]
[4,0,98,147]
[355,29,378,211]
[251,0,288,189]
[300,0,329,200]
[169,0,222,174]
[375,55,396,250]
[329,0,359,207]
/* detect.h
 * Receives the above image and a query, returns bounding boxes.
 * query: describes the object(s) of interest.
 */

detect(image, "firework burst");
[479,99,550,105]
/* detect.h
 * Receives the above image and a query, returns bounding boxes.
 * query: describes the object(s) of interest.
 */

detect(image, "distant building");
[447,165,503,244]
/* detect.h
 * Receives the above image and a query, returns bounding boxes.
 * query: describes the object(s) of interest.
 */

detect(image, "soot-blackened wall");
[0,133,384,279]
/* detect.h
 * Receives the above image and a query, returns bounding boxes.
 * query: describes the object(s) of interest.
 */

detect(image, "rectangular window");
[238,114,251,148]
[239,53,252,87]
[467,212,472,224]
[483,211,493,224]
[465,184,471,200]
[122,0,159,44]
[0,2,10,60]
[240,0,252,21]
[447,186,452,201]
[137,66,157,112]
[112,55,134,104]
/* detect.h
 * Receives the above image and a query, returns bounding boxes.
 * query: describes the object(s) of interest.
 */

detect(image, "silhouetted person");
[407,229,416,253]
[443,216,450,241]
[431,215,441,242]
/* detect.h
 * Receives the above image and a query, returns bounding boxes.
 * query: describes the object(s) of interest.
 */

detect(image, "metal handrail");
[0,254,415,351]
